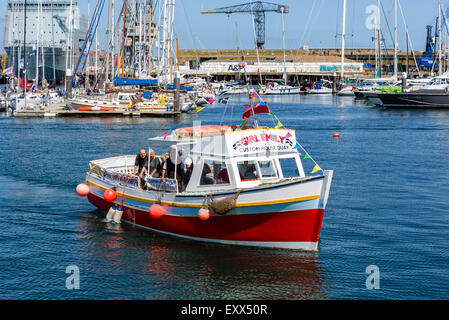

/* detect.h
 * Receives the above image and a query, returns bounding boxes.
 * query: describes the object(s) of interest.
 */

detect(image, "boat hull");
[88,192,324,250]
[85,170,333,251]
[264,88,302,95]
[377,92,449,108]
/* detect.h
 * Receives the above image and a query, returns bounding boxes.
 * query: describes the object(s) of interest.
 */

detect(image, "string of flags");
[246,90,323,174]
[162,105,208,140]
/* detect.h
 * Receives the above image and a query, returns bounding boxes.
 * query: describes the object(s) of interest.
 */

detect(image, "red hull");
[87,193,325,244]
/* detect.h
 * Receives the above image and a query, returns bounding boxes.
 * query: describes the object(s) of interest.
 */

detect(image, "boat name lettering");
[240,133,285,147]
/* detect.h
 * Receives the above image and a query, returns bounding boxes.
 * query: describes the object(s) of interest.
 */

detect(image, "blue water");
[0,94,448,299]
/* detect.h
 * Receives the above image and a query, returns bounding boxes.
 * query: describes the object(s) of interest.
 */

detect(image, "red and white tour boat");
[77,122,333,251]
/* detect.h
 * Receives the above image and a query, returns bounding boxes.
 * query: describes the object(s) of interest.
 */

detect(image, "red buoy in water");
[198,208,210,221]
[104,188,117,202]
[333,132,340,138]
[76,183,90,197]
[149,204,164,219]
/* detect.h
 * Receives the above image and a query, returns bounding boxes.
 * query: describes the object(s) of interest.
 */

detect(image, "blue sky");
[0,0,445,52]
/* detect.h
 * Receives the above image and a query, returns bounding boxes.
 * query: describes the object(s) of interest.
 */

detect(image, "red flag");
[19,77,34,90]
[242,103,270,120]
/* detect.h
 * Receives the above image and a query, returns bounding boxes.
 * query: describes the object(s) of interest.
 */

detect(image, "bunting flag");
[2,66,13,76]
[275,121,283,129]
[162,132,168,140]
[242,103,270,120]
[251,97,256,102]
[303,153,311,160]
[250,91,258,98]
[293,143,300,150]
[311,164,322,173]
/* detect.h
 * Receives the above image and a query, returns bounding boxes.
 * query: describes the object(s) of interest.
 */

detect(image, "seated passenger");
[240,162,257,181]
[200,163,214,185]
[216,168,230,184]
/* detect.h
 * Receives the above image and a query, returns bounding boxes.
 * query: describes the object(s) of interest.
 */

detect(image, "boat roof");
[150,125,298,158]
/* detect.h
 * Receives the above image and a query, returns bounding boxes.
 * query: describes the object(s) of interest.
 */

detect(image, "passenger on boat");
[134,149,148,188]
[148,149,162,178]
[182,155,193,187]
[216,168,230,184]
[200,163,214,185]
[161,145,185,191]
[240,162,257,180]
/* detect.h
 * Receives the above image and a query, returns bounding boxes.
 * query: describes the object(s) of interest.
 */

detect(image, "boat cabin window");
[279,157,300,178]
[258,160,278,178]
[237,161,259,181]
[200,160,230,185]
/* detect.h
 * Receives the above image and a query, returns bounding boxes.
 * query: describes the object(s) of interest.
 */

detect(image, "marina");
[1,0,449,303]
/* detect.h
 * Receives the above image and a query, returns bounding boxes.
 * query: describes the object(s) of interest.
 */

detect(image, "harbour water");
[0,94,448,299]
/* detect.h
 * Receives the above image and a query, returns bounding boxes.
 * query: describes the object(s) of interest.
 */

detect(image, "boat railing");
[145,178,178,193]
[89,162,178,192]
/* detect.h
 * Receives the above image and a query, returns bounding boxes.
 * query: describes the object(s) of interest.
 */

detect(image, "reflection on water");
[73,210,330,299]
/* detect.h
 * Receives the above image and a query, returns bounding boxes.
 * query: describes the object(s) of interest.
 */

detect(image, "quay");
[12,102,181,118]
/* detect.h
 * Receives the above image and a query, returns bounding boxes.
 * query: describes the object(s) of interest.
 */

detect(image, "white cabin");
[151,126,306,194]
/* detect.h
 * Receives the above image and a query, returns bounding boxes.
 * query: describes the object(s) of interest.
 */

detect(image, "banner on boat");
[146,178,178,192]
[226,129,297,155]
[103,169,140,188]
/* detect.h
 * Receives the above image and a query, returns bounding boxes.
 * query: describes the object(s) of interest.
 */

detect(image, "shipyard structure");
[2,0,88,83]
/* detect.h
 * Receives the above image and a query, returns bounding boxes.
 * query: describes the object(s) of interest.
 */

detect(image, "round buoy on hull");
[104,189,117,202]
[76,183,90,197]
[198,208,210,221]
[149,204,164,219]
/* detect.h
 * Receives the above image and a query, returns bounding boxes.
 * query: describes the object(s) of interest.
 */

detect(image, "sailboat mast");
[106,0,110,84]
[12,1,16,89]
[340,0,347,79]
[23,0,27,109]
[394,0,398,79]
[35,0,40,87]
[51,0,56,83]
[375,0,381,78]
[111,0,115,80]
[438,0,442,75]
[139,0,143,78]
[281,6,287,85]
[40,0,45,86]
[148,5,152,76]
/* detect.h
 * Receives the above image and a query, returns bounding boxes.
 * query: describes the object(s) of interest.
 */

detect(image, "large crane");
[201,1,289,49]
